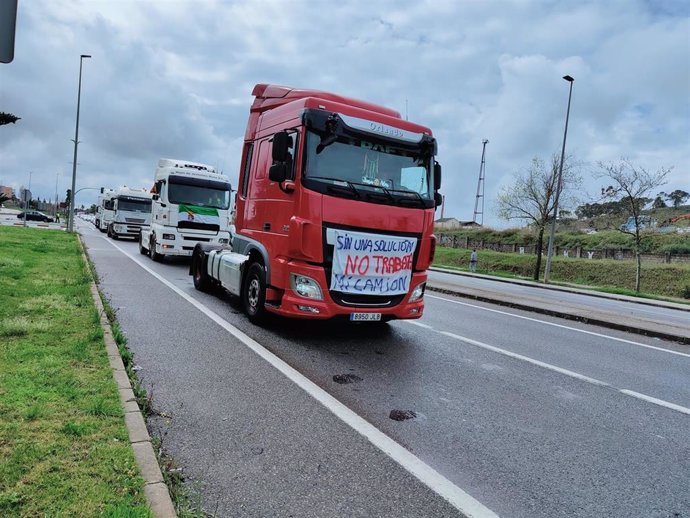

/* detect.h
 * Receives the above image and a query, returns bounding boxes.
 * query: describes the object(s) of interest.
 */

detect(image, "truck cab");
[107,187,152,240]
[140,159,232,261]
[95,188,115,233]
[192,84,442,324]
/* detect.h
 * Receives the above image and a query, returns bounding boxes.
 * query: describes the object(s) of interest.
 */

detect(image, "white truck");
[139,158,232,261]
[106,186,153,240]
[95,188,115,232]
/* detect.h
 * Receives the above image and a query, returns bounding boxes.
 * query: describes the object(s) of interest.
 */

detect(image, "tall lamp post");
[543,74,574,284]
[68,54,91,232]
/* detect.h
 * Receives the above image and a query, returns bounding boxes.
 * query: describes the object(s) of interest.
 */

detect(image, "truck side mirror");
[434,161,442,190]
[272,131,290,162]
[269,163,287,183]
[434,192,443,208]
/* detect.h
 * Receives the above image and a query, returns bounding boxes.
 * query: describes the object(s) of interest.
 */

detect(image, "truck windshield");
[118,198,152,212]
[303,130,433,208]
[168,182,230,210]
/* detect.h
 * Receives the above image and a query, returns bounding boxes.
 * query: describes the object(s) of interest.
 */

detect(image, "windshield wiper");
[394,189,426,208]
[365,185,395,204]
[309,176,361,199]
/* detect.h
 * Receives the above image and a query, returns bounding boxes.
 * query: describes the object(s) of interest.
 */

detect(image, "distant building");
[435,217,483,230]
[0,185,14,198]
[18,187,32,206]
[435,217,461,229]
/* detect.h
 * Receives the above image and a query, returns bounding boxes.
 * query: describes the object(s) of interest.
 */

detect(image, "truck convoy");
[139,159,232,261]
[190,84,442,324]
[103,186,153,239]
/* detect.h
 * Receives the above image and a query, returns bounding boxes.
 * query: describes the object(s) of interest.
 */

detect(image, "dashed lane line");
[405,321,690,416]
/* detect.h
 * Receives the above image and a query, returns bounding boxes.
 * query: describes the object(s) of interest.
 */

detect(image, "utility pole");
[68,54,91,232]
[473,139,488,225]
[544,75,575,284]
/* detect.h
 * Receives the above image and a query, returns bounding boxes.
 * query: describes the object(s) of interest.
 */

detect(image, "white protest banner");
[330,229,417,296]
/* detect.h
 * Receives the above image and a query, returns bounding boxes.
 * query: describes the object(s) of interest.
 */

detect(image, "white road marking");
[405,321,690,416]
[619,390,690,416]
[426,294,690,358]
[99,238,500,518]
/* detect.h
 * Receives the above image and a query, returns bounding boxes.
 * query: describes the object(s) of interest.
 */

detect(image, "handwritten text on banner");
[330,230,417,295]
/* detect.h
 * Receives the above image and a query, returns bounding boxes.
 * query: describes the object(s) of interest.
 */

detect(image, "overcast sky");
[1,0,688,227]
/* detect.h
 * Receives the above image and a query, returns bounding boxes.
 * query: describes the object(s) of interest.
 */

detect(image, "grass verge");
[0,226,150,517]
[434,246,690,301]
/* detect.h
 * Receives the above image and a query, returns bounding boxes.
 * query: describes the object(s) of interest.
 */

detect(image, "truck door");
[245,132,298,249]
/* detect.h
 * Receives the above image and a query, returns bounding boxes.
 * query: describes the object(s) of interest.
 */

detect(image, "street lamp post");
[544,75,574,284]
[68,54,91,232]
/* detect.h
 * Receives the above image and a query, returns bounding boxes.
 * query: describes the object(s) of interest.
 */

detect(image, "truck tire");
[138,234,147,255]
[243,262,267,324]
[149,236,163,262]
[108,224,119,239]
[192,253,212,292]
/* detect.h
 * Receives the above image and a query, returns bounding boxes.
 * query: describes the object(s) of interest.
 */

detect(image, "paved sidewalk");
[427,267,690,344]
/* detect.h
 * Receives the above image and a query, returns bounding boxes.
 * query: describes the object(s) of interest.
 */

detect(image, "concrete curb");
[430,266,690,312]
[79,236,177,518]
[425,284,690,345]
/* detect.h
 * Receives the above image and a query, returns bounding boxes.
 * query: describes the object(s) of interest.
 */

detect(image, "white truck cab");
[95,188,115,232]
[107,186,152,239]
[140,158,232,261]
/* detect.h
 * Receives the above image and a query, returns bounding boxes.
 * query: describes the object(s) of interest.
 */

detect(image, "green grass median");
[434,246,690,300]
[0,227,150,517]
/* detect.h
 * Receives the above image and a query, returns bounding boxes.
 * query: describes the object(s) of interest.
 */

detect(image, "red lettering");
[345,255,370,275]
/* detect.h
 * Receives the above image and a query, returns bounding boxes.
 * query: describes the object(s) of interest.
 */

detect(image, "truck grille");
[178,221,219,232]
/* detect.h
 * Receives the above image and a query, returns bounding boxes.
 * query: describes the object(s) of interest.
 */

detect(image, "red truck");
[191,83,442,324]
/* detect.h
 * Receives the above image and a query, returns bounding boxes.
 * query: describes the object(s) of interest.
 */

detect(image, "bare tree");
[598,159,671,293]
[497,154,580,280]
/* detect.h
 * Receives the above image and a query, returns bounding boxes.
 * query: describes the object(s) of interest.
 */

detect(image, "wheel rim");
[247,277,260,312]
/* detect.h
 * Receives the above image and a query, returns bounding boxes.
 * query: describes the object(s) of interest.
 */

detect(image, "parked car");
[16,210,54,222]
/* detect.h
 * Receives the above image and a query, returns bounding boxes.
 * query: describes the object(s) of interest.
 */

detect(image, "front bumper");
[266,261,426,320]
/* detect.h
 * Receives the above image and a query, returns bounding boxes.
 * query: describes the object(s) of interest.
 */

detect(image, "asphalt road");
[79,220,690,518]
[429,269,690,340]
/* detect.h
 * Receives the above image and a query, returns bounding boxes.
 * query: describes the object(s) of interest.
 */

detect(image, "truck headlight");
[408,282,425,303]
[290,274,323,300]
[162,233,175,240]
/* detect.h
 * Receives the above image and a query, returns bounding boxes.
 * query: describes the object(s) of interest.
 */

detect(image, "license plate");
[350,312,382,321]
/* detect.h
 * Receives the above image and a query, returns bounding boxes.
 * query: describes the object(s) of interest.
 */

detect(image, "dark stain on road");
[333,374,362,384]
[389,409,416,421]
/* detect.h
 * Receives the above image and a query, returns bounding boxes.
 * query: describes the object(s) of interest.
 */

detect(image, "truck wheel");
[149,236,163,262]
[243,262,267,324]
[138,235,147,255]
[109,225,119,240]
[192,254,212,292]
